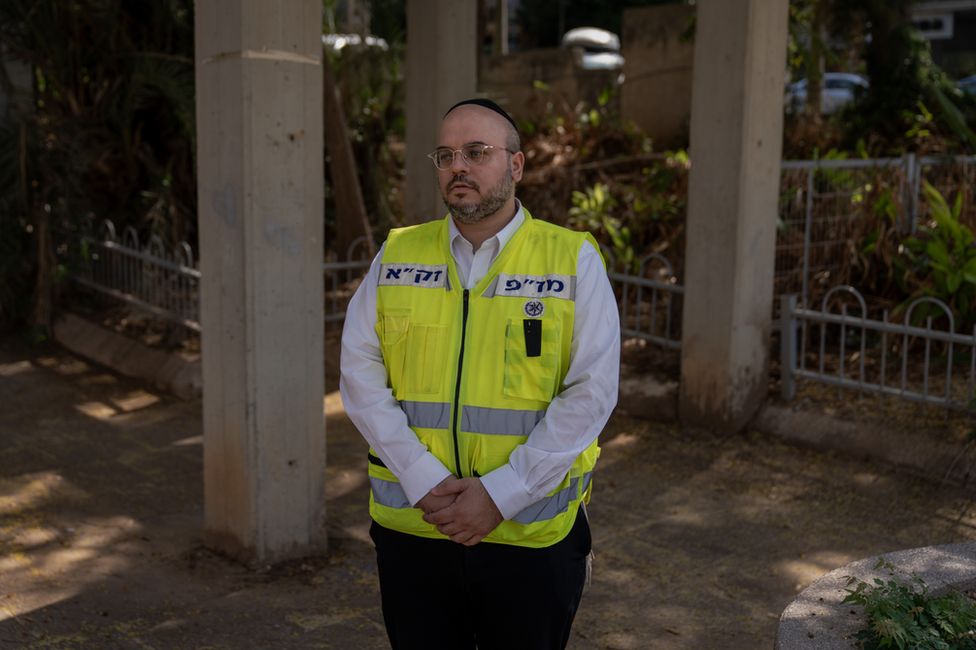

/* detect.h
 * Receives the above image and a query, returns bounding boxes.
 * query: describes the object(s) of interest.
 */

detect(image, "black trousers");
[369,511,591,650]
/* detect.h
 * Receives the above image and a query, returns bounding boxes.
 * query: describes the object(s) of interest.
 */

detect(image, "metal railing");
[61,219,203,331]
[50,154,975,387]
[606,154,975,353]
[776,154,976,309]
[59,222,375,332]
[776,157,909,304]
[780,287,976,417]
[324,236,373,326]
[604,246,683,349]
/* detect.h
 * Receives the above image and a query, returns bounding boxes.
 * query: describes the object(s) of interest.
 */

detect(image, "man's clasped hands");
[416,476,504,547]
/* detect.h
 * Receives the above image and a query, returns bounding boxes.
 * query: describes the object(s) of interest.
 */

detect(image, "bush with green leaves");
[892,182,976,326]
[842,559,976,650]
[567,182,633,270]
[566,154,689,275]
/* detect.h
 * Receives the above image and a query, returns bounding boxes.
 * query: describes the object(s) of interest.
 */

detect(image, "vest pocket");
[404,324,446,394]
[377,309,411,398]
[503,318,560,402]
[378,312,446,396]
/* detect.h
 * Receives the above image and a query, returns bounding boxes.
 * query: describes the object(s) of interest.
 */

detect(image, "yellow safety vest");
[368,210,602,548]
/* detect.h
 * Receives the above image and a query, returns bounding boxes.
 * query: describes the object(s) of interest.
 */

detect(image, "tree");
[802,0,825,115]
[322,53,375,260]
[831,0,973,147]
[0,0,196,328]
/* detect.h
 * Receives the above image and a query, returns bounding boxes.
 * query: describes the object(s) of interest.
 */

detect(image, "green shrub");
[842,559,976,649]
[892,182,976,326]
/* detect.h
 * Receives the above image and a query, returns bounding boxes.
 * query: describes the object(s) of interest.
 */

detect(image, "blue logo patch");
[523,299,546,317]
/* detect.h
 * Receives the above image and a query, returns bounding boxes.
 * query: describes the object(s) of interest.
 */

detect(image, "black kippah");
[445,98,519,136]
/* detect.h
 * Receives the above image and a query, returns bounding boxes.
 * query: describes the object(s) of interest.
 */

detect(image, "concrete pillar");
[404,1,477,225]
[194,0,326,566]
[678,0,789,431]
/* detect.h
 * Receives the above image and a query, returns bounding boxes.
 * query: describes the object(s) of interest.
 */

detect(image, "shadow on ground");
[1,333,975,649]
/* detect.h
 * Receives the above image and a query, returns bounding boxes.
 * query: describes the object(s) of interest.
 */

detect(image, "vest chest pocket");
[504,318,560,402]
[404,324,447,394]
[377,310,447,396]
[377,310,410,398]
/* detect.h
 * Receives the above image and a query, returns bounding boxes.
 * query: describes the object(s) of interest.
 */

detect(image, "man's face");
[436,106,524,224]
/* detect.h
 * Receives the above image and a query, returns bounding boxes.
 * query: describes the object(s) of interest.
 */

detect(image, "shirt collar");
[448,198,525,252]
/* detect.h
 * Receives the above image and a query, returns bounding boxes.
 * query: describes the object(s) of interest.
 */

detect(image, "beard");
[441,163,515,225]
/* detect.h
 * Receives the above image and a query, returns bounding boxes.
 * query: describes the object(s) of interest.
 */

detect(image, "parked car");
[322,33,389,54]
[785,72,869,114]
[560,26,624,71]
[958,74,976,96]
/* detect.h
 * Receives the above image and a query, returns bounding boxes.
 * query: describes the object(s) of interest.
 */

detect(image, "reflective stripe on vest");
[461,405,546,436]
[507,470,593,524]
[370,476,412,509]
[400,401,546,437]
[372,471,595,526]
[400,401,451,430]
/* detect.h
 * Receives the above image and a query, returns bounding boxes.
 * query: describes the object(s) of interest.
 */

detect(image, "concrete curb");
[774,542,976,649]
[615,374,976,490]
[52,312,201,400]
[750,401,976,488]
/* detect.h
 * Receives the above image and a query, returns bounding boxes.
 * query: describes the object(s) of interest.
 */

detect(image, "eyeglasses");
[427,144,514,170]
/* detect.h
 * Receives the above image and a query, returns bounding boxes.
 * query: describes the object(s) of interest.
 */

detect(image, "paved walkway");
[2,333,976,649]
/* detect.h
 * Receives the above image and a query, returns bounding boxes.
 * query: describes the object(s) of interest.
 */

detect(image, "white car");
[560,27,625,71]
[786,72,869,114]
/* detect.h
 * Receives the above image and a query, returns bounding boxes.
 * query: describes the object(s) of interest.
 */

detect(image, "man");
[339,98,619,650]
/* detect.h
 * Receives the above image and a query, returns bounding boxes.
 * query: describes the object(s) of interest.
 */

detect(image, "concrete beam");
[679,0,789,431]
[194,0,326,566]
[403,1,477,225]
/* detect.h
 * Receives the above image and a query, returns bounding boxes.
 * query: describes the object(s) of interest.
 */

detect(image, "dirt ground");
[3,332,976,650]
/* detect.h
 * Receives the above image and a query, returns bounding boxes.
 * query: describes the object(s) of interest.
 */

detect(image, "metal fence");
[604,246,683,349]
[776,157,908,303]
[58,222,376,332]
[52,155,976,375]
[780,287,976,416]
[324,236,373,326]
[58,218,691,348]
[59,219,203,332]
[776,154,976,310]
[612,154,976,349]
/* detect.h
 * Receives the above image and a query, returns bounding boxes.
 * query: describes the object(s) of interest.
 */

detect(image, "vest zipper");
[451,289,470,477]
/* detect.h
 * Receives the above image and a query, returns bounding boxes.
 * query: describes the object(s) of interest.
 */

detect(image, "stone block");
[52,312,201,400]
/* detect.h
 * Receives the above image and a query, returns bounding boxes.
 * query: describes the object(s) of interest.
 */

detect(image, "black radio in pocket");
[523,319,542,358]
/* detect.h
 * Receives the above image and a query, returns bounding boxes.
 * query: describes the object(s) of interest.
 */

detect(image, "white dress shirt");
[339,200,621,521]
